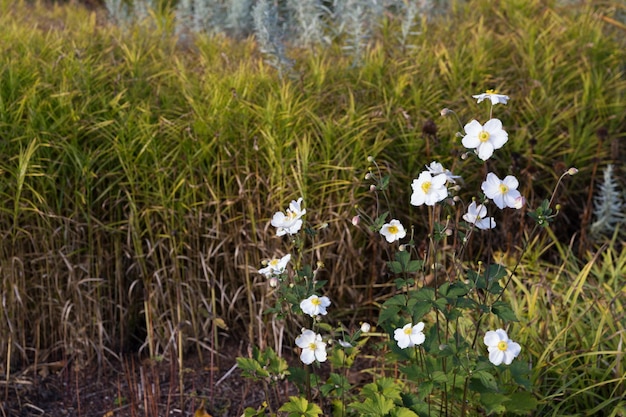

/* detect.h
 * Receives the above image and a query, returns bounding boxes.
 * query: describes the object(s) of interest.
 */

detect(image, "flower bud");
[398,244,406,252]
[269,277,278,287]
[567,167,579,176]
[351,215,360,226]
[360,322,371,333]
[365,172,372,180]
[514,196,526,209]
[369,184,377,192]
[367,155,374,162]
[440,108,451,117]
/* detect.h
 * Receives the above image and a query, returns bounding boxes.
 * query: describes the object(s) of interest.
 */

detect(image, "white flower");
[473,90,510,105]
[481,173,522,210]
[410,172,448,206]
[295,329,327,364]
[462,119,509,161]
[380,219,406,243]
[394,322,426,349]
[463,201,496,230]
[484,329,521,366]
[300,294,331,317]
[271,198,306,236]
[337,340,353,348]
[258,254,291,277]
[426,161,462,184]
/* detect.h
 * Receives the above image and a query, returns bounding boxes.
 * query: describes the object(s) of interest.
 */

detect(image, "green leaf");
[430,371,449,384]
[506,391,538,413]
[379,304,402,325]
[391,407,419,417]
[279,396,323,417]
[510,360,532,390]
[350,393,394,416]
[479,392,508,415]
[491,301,519,322]
[236,357,270,380]
[388,261,404,274]
[472,370,499,392]
[411,301,432,322]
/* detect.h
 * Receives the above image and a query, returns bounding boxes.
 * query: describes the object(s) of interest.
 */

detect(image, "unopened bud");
[567,167,578,176]
[367,155,374,162]
[555,204,561,211]
[440,108,451,117]
[351,215,360,226]
[514,196,526,209]
[269,277,278,287]
[365,172,372,180]
[398,244,406,252]
[360,322,371,333]
[369,184,377,192]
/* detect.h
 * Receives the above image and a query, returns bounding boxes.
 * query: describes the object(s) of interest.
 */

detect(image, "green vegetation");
[0,0,624,415]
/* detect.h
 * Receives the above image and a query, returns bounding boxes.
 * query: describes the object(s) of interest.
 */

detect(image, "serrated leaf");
[491,301,519,322]
[506,391,538,413]
[472,370,498,392]
[278,396,322,417]
[391,407,419,417]
[350,393,394,416]
[480,393,508,415]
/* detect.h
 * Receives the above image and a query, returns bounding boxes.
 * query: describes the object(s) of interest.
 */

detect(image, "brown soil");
[2,346,292,417]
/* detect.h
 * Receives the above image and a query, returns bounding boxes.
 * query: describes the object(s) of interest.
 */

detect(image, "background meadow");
[0,0,625,415]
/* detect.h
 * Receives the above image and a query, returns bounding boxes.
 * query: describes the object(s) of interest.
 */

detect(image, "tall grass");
[507,232,625,415]
[0,0,624,414]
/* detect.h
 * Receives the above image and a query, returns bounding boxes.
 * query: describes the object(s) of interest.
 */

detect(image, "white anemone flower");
[473,90,510,105]
[258,254,291,277]
[295,329,327,364]
[463,202,496,230]
[484,329,521,366]
[462,119,509,161]
[380,219,407,243]
[271,198,306,236]
[394,322,426,349]
[410,172,448,206]
[300,294,331,317]
[481,173,522,210]
[426,161,462,184]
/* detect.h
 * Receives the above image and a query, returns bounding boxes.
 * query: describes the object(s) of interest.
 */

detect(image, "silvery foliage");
[590,164,626,238]
[252,0,294,78]
[105,0,154,26]
[105,1,457,68]
[286,0,329,47]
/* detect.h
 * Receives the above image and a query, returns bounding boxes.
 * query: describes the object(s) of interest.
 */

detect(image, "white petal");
[503,176,519,190]
[464,120,483,136]
[484,330,502,347]
[300,349,315,364]
[489,349,504,366]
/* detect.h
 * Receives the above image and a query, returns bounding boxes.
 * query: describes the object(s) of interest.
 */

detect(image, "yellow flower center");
[388,225,399,234]
[311,297,321,306]
[497,341,508,351]
[486,89,498,94]
[478,130,490,143]
[308,342,317,350]
[286,210,297,220]
[404,327,412,335]
[269,259,279,267]
[499,184,509,194]
[421,181,432,194]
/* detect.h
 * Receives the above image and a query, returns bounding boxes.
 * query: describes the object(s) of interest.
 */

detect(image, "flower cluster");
[260,198,332,365]
[270,198,306,236]
[385,91,524,365]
